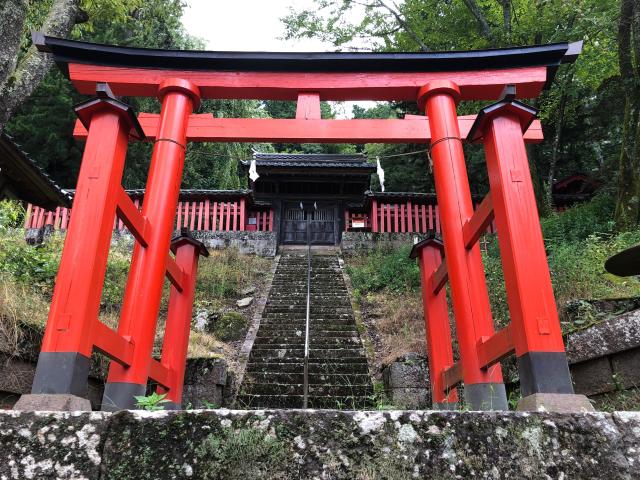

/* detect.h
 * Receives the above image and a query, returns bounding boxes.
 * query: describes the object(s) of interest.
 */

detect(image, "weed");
[134,392,170,411]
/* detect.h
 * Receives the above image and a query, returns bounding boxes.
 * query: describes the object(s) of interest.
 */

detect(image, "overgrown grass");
[0,200,272,362]
[345,194,640,364]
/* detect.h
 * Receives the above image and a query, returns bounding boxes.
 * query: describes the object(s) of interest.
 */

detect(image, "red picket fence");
[25,200,274,233]
[345,198,497,235]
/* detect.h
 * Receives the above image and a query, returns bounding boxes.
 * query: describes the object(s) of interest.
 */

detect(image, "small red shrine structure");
[25,32,586,411]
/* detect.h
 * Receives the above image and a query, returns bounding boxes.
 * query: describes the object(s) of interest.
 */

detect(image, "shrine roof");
[241,153,376,172]
[34,33,580,79]
[0,133,72,209]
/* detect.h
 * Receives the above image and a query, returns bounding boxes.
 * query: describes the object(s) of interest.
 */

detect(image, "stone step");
[235,394,374,409]
[246,361,369,375]
[245,372,372,385]
[259,319,356,327]
[243,383,373,397]
[252,337,362,347]
[249,349,366,361]
[254,329,359,337]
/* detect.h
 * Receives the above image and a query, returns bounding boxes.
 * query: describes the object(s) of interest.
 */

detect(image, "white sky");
[181,0,376,117]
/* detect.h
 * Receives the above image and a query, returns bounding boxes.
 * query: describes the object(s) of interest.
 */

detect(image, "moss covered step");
[245,361,369,375]
[235,394,373,409]
[238,252,372,409]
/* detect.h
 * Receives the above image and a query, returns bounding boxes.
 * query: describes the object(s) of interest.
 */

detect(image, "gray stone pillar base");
[101,382,146,411]
[517,351,574,396]
[432,402,458,411]
[516,393,595,413]
[464,383,508,411]
[32,351,90,397]
[163,401,181,410]
[13,394,91,411]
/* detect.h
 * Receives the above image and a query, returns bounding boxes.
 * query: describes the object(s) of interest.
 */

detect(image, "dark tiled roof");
[242,152,376,171]
[0,133,72,208]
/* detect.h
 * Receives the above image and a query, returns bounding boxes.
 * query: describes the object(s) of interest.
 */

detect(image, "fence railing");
[345,199,497,235]
[25,200,274,233]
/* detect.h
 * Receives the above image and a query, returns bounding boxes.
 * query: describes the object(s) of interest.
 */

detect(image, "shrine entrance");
[282,202,337,245]
[22,32,591,413]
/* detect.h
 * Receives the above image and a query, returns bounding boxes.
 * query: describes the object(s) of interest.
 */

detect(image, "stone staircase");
[236,252,373,409]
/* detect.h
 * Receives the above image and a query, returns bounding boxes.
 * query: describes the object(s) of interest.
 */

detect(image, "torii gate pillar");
[418,81,508,410]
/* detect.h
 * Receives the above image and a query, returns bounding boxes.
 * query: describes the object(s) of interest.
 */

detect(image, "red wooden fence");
[25,201,274,233]
[345,199,497,235]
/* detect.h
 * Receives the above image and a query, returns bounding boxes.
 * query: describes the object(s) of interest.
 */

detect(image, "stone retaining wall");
[0,410,638,479]
[25,228,278,257]
[567,308,640,399]
[340,232,427,255]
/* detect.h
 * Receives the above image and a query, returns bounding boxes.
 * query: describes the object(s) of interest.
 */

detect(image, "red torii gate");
[24,33,588,411]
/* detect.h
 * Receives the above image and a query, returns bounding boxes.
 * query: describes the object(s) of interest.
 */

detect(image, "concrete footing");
[516,393,595,412]
[13,394,91,411]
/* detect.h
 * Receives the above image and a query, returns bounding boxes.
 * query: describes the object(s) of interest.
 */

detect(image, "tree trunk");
[613,0,640,230]
[0,0,80,133]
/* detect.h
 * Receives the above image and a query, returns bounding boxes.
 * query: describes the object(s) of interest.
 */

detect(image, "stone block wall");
[340,232,427,255]
[381,353,431,408]
[567,308,640,399]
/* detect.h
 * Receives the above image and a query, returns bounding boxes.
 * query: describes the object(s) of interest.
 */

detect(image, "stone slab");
[571,356,616,396]
[340,232,428,255]
[517,393,595,413]
[13,394,92,411]
[566,308,640,364]
[612,347,640,390]
[1,410,640,479]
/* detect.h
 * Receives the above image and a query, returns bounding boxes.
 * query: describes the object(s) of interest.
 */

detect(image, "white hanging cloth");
[376,156,385,192]
[249,158,260,182]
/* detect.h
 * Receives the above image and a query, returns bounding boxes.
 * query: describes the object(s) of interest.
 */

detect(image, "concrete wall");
[340,232,427,255]
[0,410,638,478]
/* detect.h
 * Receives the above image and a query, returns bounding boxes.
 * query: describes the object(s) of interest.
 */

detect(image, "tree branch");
[0,0,80,131]
[374,0,429,51]
[462,0,493,41]
[619,0,634,82]
[497,0,512,36]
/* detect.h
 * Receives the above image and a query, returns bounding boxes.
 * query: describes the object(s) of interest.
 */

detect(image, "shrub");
[214,311,248,341]
[346,245,420,294]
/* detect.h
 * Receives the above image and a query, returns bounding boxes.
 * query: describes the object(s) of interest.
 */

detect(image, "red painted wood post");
[470,97,574,398]
[344,210,350,231]
[394,204,399,232]
[24,203,33,228]
[211,202,218,231]
[421,205,427,233]
[269,209,274,231]
[197,201,204,230]
[189,202,196,230]
[414,204,420,232]
[61,208,69,230]
[435,206,441,233]
[386,203,392,232]
[407,201,413,233]
[428,205,434,230]
[103,78,200,411]
[45,211,54,227]
[232,201,238,231]
[400,204,406,232]
[239,198,246,231]
[371,200,378,232]
[176,202,183,229]
[204,199,210,230]
[418,80,507,410]
[157,232,208,408]
[32,85,141,399]
[412,238,459,409]
[36,207,45,228]
[226,201,232,231]
[380,204,386,233]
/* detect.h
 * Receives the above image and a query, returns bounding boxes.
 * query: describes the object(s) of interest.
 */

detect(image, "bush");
[346,245,420,294]
[214,311,248,341]
[541,194,616,244]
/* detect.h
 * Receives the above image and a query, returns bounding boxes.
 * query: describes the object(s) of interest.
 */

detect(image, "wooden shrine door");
[282,202,337,245]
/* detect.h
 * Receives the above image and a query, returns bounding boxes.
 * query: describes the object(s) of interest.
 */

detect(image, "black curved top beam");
[33,32,581,82]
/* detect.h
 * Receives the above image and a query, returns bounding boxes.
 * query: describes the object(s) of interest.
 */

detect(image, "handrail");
[303,210,312,408]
